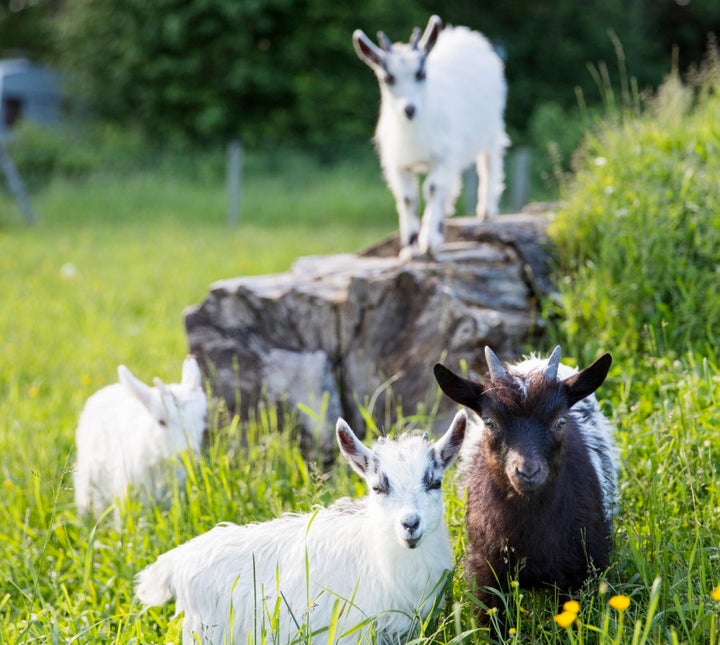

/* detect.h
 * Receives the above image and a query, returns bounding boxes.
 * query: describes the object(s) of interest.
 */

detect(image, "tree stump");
[184,214,552,459]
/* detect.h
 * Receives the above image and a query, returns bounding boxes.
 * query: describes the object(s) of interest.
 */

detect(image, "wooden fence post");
[226,140,243,225]
[0,137,37,224]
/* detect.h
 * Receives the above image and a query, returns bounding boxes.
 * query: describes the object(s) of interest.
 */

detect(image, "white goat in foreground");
[74,355,207,519]
[135,411,468,645]
[354,15,509,259]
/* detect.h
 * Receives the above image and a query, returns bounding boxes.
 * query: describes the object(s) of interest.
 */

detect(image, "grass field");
[2,78,720,644]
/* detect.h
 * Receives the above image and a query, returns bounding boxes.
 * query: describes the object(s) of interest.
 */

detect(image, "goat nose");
[404,104,416,119]
[401,513,420,533]
[517,464,541,482]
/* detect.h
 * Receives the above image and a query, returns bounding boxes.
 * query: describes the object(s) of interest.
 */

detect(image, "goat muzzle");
[507,458,548,495]
[400,512,423,548]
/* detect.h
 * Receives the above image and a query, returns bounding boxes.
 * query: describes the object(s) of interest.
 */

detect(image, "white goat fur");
[460,354,619,521]
[135,411,467,645]
[73,355,207,518]
[354,15,508,257]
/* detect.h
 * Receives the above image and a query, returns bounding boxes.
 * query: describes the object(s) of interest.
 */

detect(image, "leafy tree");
[54,0,720,147]
[56,0,425,144]
[0,0,57,59]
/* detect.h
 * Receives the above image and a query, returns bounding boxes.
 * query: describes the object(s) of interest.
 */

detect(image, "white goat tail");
[135,555,174,607]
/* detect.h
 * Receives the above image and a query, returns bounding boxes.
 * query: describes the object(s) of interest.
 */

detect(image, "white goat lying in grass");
[135,411,467,645]
[74,355,207,520]
[354,15,509,259]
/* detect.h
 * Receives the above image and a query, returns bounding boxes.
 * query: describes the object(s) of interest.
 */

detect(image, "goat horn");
[410,26,421,49]
[484,346,507,380]
[543,345,562,381]
[377,31,392,52]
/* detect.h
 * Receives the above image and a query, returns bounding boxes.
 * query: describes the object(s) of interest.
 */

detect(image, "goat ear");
[181,355,202,390]
[419,15,442,53]
[563,353,612,407]
[153,376,170,398]
[119,365,165,420]
[434,410,467,469]
[353,29,384,68]
[336,418,373,476]
[433,363,484,414]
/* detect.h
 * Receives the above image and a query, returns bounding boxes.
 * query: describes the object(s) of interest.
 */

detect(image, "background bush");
[4,0,716,149]
[548,58,720,362]
[0,0,716,201]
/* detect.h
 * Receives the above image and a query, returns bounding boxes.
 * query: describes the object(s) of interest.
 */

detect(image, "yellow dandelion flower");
[563,600,580,614]
[81,374,92,387]
[28,385,39,399]
[3,479,13,490]
[608,595,631,611]
[508,627,517,636]
[554,610,577,629]
[711,584,720,602]
[486,607,498,616]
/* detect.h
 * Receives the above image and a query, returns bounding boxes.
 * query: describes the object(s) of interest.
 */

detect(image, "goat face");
[160,381,208,453]
[434,346,612,499]
[353,15,442,122]
[476,374,570,496]
[377,48,428,121]
[337,410,466,549]
[119,355,208,454]
[368,437,445,548]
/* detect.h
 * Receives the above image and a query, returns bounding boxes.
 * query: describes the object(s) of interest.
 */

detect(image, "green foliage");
[527,101,598,192]
[54,0,427,145]
[4,121,148,187]
[51,0,720,148]
[548,67,720,360]
[0,0,55,59]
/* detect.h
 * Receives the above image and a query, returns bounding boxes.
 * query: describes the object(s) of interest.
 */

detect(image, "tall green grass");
[542,65,720,643]
[2,71,720,644]
[0,150,396,642]
[549,67,720,361]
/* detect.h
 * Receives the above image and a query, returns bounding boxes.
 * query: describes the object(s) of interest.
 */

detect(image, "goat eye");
[553,416,568,432]
[384,73,395,86]
[426,478,442,491]
[372,475,389,495]
[483,417,498,432]
[415,68,426,81]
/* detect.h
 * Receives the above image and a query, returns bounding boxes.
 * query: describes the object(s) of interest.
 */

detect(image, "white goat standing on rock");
[135,411,467,645]
[354,15,509,259]
[74,355,208,520]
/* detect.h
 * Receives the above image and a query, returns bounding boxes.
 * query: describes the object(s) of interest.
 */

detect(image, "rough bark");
[184,214,552,459]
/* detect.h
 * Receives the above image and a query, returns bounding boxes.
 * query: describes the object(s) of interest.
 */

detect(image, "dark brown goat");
[434,346,617,612]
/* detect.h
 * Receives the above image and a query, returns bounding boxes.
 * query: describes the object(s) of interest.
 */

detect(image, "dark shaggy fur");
[434,350,613,612]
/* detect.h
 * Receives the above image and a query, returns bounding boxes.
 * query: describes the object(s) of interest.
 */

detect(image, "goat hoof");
[398,245,416,262]
[410,248,435,262]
